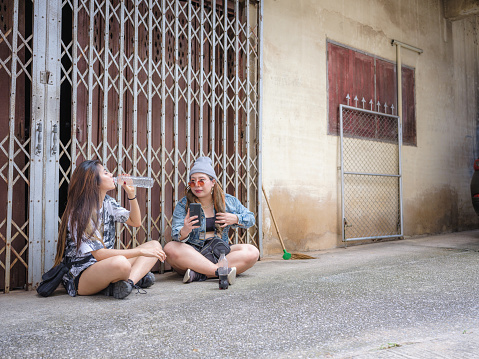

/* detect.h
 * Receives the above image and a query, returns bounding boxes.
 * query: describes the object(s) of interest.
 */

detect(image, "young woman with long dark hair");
[164,156,259,284]
[55,159,166,299]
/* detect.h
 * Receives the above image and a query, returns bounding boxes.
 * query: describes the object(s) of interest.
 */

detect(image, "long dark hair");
[186,178,226,236]
[54,160,103,265]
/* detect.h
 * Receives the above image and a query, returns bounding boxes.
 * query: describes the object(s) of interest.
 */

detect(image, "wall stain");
[404,185,479,236]
[262,187,340,255]
[262,185,479,256]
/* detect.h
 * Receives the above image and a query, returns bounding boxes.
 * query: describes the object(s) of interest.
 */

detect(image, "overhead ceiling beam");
[444,0,479,21]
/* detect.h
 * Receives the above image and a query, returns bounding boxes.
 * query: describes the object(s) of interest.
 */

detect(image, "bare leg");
[78,240,163,295]
[127,256,157,284]
[128,240,162,284]
[77,256,131,295]
[226,244,259,274]
[164,241,218,277]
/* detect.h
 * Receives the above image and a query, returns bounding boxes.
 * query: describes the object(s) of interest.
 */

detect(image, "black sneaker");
[102,279,133,299]
[136,271,155,288]
[183,269,207,283]
[215,267,236,285]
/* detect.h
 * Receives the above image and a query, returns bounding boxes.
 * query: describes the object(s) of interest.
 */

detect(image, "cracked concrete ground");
[1,230,479,358]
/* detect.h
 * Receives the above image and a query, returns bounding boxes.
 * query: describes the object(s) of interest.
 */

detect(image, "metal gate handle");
[35,123,42,155]
[51,124,58,155]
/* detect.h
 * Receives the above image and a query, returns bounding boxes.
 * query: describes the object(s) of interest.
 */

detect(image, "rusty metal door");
[1,0,262,293]
[59,0,263,254]
[1,0,62,292]
[0,0,29,292]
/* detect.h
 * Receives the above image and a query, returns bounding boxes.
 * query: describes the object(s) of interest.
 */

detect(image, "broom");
[262,185,315,260]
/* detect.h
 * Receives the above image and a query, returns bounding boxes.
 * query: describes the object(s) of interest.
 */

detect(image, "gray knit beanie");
[190,156,217,180]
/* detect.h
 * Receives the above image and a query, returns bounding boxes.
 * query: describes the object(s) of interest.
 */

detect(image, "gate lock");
[51,124,58,156]
[35,123,42,155]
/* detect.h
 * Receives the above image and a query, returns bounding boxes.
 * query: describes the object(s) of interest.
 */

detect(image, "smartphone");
[189,203,202,227]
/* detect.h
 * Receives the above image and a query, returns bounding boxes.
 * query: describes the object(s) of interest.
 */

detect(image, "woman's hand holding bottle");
[118,174,136,199]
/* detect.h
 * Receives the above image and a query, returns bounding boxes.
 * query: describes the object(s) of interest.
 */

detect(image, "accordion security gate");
[0,0,263,293]
[340,104,403,242]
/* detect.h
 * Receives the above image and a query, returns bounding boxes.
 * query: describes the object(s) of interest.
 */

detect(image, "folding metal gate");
[340,102,403,242]
[0,0,263,293]
[0,0,59,293]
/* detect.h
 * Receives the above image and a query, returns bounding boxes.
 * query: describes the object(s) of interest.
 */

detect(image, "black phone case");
[189,203,202,227]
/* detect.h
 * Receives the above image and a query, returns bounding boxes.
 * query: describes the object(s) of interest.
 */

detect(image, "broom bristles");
[290,252,315,260]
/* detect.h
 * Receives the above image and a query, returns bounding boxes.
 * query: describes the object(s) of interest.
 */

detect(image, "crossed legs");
[164,241,259,278]
[77,240,161,296]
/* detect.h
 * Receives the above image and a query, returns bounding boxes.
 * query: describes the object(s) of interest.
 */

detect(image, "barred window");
[327,41,416,145]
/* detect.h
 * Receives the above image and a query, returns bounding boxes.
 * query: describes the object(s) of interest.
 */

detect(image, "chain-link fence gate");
[340,102,403,242]
[0,0,263,293]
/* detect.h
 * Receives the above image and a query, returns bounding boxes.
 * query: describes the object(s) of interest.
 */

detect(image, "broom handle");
[262,185,287,251]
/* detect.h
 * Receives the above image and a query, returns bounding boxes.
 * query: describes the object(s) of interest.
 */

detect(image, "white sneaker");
[227,267,236,285]
[183,269,207,283]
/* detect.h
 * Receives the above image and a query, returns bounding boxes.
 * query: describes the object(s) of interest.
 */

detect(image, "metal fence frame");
[340,103,403,242]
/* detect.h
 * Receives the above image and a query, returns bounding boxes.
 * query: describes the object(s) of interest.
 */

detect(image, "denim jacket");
[171,194,255,247]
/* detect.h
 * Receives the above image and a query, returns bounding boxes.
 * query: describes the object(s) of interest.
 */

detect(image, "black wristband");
[128,195,137,201]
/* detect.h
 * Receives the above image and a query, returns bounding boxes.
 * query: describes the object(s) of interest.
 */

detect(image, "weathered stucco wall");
[261,0,479,255]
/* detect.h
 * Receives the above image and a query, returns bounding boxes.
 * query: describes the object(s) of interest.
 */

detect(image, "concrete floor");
[1,231,479,358]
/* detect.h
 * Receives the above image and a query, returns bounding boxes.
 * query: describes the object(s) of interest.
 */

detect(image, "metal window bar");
[245,0,251,245]
[173,0,179,205]
[71,0,78,172]
[132,0,139,247]
[4,0,20,294]
[116,0,126,248]
[233,0,239,245]
[340,103,403,242]
[101,0,110,166]
[87,0,94,159]
[160,0,166,245]
[222,0,227,193]
[44,0,62,274]
[30,0,48,288]
[186,0,192,180]
[147,0,153,241]
[210,0,216,161]
[198,0,204,155]
[257,0,263,253]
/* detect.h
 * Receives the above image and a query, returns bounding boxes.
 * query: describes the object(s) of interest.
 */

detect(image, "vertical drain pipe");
[396,43,404,239]
[391,40,423,120]
[396,44,402,120]
[391,40,423,238]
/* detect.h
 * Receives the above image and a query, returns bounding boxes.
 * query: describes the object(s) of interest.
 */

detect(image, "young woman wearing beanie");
[165,156,259,283]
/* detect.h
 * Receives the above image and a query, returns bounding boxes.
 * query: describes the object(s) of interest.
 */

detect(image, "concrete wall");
[261,0,479,255]
[444,0,479,21]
